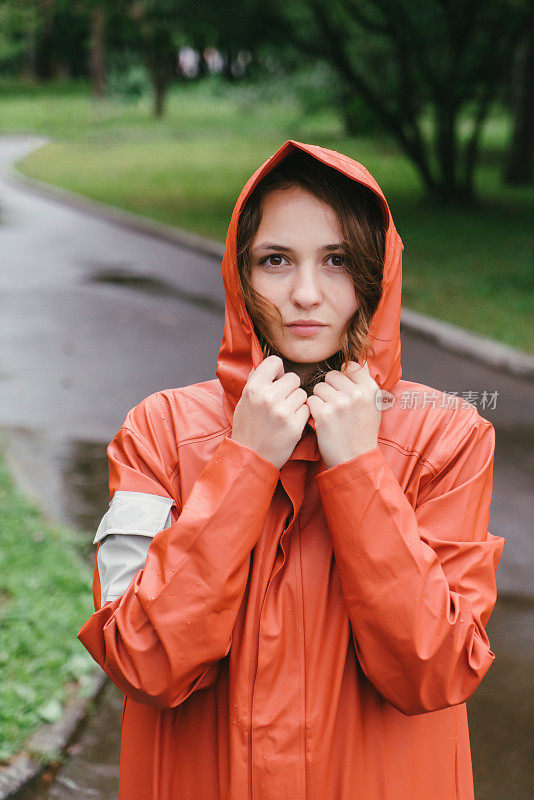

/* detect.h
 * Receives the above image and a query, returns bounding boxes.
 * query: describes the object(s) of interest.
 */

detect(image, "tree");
[280,0,529,202]
[88,2,107,99]
[123,0,284,116]
[127,1,182,117]
[0,1,39,80]
[0,0,88,81]
[504,18,534,185]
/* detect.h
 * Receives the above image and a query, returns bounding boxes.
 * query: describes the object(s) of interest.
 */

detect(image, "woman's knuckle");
[273,404,286,421]
[246,385,258,402]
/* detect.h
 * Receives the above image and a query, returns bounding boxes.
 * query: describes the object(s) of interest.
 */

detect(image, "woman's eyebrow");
[251,242,346,254]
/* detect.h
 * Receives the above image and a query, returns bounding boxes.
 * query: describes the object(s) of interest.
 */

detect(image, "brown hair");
[235,150,387,392]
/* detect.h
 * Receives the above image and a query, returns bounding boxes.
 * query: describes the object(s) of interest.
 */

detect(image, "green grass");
[0,444,96,762]
[1,74,533,353]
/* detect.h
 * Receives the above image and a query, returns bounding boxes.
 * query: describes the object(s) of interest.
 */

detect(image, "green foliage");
[0,446,95,763]
[340,93,383,137]
[289,63,342,116]
[107,50,151,104]
[277,0,531,199]
[0,2,38,68]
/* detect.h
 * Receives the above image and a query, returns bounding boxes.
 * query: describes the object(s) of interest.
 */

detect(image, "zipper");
[250,511,294,800]
[294,511,306,799]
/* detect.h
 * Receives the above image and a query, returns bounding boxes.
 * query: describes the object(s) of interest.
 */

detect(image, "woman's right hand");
[231,355,310,470]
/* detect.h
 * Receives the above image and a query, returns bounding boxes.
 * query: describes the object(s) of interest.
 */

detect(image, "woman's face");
[249,186,359,383]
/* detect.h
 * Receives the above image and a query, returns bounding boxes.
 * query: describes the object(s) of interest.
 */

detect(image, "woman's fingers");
[311,382,338,402]
[247,356,301,400]
[271,371,302,399]
[248,355,284,384]
[284,387,309,413]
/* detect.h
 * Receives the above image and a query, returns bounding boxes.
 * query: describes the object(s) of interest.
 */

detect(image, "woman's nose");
[290,266,322,306]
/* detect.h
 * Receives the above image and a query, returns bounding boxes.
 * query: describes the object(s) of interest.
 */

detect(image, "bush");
[107,50,150,104]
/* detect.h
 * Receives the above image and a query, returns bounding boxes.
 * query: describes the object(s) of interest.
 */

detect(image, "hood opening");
[215,139,404,428]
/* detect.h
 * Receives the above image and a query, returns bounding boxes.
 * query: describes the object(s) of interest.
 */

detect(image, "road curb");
[0,671,108,800]
[3,157,226,261]
[400,307,534,381]
[5,144,534,382]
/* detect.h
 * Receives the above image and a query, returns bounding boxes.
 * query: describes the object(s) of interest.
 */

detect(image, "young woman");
[78,140,505,800]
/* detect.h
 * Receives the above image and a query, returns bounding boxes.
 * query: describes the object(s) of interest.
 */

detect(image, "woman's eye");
[260,255,287,267]
[328,255,346,269]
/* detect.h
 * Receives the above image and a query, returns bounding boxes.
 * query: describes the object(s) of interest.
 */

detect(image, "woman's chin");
[280,350,339,367]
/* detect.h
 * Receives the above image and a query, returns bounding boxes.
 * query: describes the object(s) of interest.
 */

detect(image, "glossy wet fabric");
[78,140,505,800]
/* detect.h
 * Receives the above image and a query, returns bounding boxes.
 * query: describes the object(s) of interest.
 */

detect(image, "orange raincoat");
[78,140,505,800]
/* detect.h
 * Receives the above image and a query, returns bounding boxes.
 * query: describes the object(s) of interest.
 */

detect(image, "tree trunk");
[20,24,37,82]
[89,4,106,100]
[504,25,534,185]
[463,84,494,200]
[197,48,209,78]
[35,0,55,79]
[145,36,175,118]
[435,101,460,201]
[223,49,236,81]
[153,79,167,117]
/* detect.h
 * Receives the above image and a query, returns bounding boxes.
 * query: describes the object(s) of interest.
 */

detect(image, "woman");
[78,140,505,800]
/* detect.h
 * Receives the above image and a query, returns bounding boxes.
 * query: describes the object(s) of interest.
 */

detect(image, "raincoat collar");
[215,139,404,463]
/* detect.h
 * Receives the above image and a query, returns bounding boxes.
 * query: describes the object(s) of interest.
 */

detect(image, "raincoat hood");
[216,140,404,426]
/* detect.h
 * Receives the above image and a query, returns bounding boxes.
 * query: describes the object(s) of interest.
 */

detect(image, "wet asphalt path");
[1,135,533,799]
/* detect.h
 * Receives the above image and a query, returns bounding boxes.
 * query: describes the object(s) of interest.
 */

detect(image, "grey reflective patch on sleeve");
[94,491,174,606]
[93,490,174,543]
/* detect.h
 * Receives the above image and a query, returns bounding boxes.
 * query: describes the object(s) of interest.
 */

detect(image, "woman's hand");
[307,361,382,470]
[231,355,310,470]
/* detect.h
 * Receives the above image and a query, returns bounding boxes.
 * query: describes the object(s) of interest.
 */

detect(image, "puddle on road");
[469,595,534,799]
[62,439,110,539]
[494,424,534,470]
[89,267,224,315]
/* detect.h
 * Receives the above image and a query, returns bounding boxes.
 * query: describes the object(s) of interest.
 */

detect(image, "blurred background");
[0,1,532,798]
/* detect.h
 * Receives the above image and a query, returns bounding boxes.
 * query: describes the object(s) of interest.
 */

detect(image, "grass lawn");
[1,74,533,353]
[0,444,96,763]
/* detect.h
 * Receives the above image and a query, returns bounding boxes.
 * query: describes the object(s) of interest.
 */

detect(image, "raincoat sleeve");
[315,416,505,716]
[77,409,280,709]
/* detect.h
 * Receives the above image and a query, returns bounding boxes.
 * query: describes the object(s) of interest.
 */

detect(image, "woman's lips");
[286,324,326,336]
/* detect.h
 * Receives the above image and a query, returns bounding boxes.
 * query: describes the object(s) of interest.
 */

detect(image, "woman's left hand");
[307,361,382,470]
